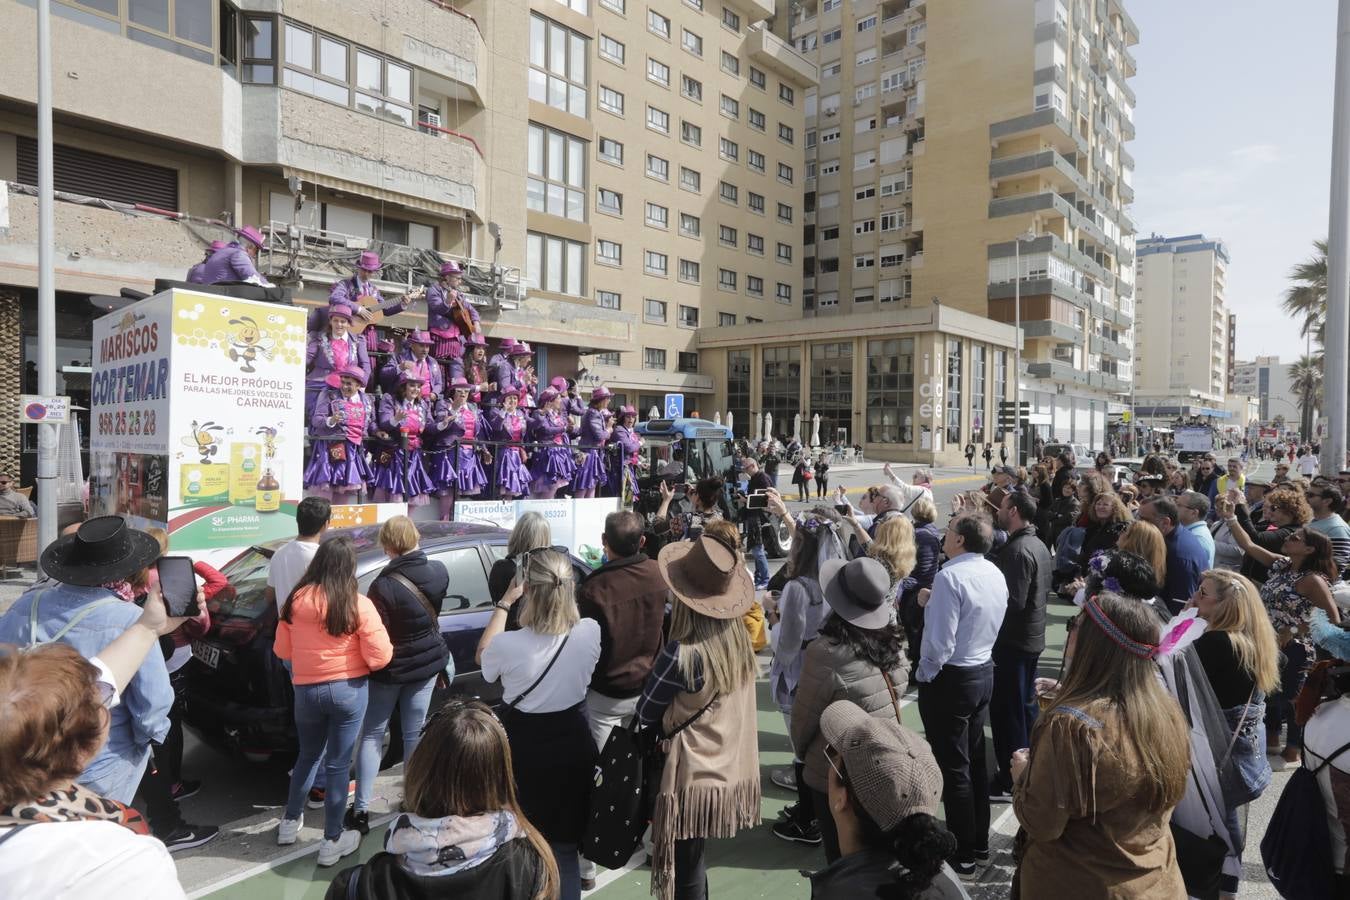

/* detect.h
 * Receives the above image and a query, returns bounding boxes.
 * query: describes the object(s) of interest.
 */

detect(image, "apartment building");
[1233,355,1304,428]
[768,0,1139,456]
[536,0,817,415]
[1133,232,1230,406]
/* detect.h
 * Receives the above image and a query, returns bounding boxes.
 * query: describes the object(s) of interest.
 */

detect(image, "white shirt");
[267,538,321,613]
[1305,696,1350,872]
[1299,453,1320,477]
[481,619,601,713]
[917,552,1009,683]
[0,820,185,899]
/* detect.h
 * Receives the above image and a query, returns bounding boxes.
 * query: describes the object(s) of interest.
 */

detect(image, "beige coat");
[790,636,909,793]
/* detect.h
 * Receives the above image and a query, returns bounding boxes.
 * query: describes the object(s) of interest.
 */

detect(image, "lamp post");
[1012,229,1037,465]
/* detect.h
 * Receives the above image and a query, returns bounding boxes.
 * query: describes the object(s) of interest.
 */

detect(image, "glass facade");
[945,339,963,445]
[993,349,1008,441]
[761,346,801,443]
[810,342,853,446]
[727,350,752,439]
[971,345,987,444]
[865,338,914,444]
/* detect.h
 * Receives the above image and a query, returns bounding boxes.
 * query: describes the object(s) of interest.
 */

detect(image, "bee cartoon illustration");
[255,425,283,461]
[182,420,224,464]
[226,316,275,373]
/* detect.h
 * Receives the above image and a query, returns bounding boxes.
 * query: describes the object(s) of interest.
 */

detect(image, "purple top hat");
[236,225,266,249]
[590,386,614,402]
[329,304,355,321]
[439,260,463,276]
[356,251,382,272]
[209,240,228,251]
[449,378,472,392]
[510,341,534,357]
[406,330,435,346]
[466,332,488,347]
[336,365,366,383]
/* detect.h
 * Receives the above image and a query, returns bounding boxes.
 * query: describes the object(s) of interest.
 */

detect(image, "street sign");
[18,394,71,424]
[664,393,685,418]
[997,400,1030,427]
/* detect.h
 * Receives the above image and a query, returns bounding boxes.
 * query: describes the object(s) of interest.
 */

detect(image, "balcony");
[1034,64,1069,92]
[1022,320,1085,343]
[1091,334,1131,360]
[1027,360,1090,386]
[988,190,1077,223]
[1119,146,1135,169]
[1091,371,1132,393]
[988,276,1093,311]
[1120,116,1136,141]
[989,150,1090,195]
[748,23,819,87]
[1119,180,1134,203]
[990,108,1088,156]
[724,0,776,23]
[242,87,482,219]
[1034,19,1069,48]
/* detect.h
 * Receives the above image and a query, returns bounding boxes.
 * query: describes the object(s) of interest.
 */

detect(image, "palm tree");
[1283,239,1329,348]
[1288,355,1323,440]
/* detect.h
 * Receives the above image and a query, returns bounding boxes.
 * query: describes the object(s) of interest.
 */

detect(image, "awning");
[284,168,473,222]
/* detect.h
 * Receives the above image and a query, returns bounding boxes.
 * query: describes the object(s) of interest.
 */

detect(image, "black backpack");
[1260,738,1350,898]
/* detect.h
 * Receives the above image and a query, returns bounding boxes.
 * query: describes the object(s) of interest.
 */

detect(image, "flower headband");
[794,512,835,535]
[1082,596,1205,661]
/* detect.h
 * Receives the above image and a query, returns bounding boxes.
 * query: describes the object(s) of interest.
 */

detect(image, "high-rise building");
[1233,356,1304,428]
[765,0,1139,453]
[1133,233,1230,405]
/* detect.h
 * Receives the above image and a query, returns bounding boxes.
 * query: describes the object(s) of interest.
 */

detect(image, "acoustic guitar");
[449,292,481,339]
[347,286,427,335]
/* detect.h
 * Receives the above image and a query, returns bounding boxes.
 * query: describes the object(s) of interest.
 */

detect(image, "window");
[747,149,766,172]
[854,185,876,200]
[527,123,587,222]
[853,150,877,171]
[822,27,842,45]
[597,239,622,264]
[748,108,766,131]
[598,137,623,165]
[854,83,877,103]
[647,105,670,133]
[720,312,737,326]
[856,48,877,67]
[719,181,739,203]
[810,342,854,443]
[818,291,839,307]
[719,137,739,161]
[777,163,794,184]
[823,0,842,9]
[855,219,876,235]
[854,253,875,269]
[777,243,793,262]
[821,160,840,176]
[945,339,963,444]
[685,0,703,8]
[645,202,668,228]
[778,123,795,144]
[679,258,701,281]
[678,305,700,327]
[880,247,904,267]
[857,14,877,31]
[721,51,740,76]
[718,268,738,290]
[779,83,795,105]
[679,213,700,237]
[819,191,840,209]
[746,275,764,296]
[595,351,621,366]
[821,127,841,144]
[279,26,415,125]
[880,211,902,232]
[777,202,793,223]
[681,75,702,101]
[719,225,738,247]
[880,172,909,196]
[599,85,624,115]
[599,34,625,63]
[747,233,765,255]
[821,226,840,241]
[971,345,988,444]
[648,10,670,38]
[645,250,668,276]
[644,348,667,370]
[748,192,766,214]
[644,298,667,323]
[682,28,703,56]
[599,0,625,12]
[597,290,621,310]
[721,95,740,118]
[529,14,588,117]
[646,153,669,181]
[749,67,766,89]
[552,0,588,12]
[526,231,586,296]
[722,7,740,31]
[867,337,915,443]
[597,188,623,214]
[747,316,763,323]
[681,120,702,145]
[762,346,801,436]
[776,282,792,303]
[674,351,698,373]
[853,287,875,304]
[241,17,275,83]
[821,62,842,79]
[679,167,701,192]
[647,57,670,85]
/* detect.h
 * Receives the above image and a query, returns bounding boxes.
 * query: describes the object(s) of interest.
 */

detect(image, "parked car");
[1042,442,1093,466]
[181,521,586,764]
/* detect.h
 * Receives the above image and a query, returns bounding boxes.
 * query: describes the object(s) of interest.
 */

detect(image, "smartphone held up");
[156,556,201,618]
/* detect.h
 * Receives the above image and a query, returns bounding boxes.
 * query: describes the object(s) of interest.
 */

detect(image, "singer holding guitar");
[426,260,481,367]
[323,251,424,353]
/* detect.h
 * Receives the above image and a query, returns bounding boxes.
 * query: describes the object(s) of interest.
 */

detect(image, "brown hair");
[702,519,743,560]
[1117,520,1167,586]
[130,526,170,592]
[1294,528,1341,581]
[1088,492,1133,526]
[404,701,558,900]
[378,515,419,556]
[0,643,107,805]
[282,535,361,636]
[1264,490,1313,527]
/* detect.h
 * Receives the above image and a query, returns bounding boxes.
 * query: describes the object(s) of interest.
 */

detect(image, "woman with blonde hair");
[867,515,917,599]
[1074,491,1132,578]
[1012,591,1190,896]
[637,533,761,899]
[1116,520,1167,589]
[476,548,600,900]
[327,700,558,900]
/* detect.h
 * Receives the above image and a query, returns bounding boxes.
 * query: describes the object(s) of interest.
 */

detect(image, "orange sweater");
[274,585,393,685]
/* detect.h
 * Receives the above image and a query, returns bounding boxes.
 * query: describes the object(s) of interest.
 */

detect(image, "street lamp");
[1012,229,1037,464]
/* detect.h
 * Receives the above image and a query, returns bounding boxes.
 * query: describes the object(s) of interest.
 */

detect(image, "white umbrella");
[793,413,802,443]
[752,413,761,441]
[811,414,821,447]
[714,412,722,425]
[727,411,735,433]
[764,412,773,443]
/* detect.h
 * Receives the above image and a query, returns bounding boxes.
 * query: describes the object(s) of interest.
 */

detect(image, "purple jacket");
[426,284,480,335]
[529,410,573,446]
[564,395,586,418]
[307,277,408,333]
[193,245,261,284]
[310,389,376,440]
[608,424,641,462]
[378,394,432,449]
[487,358,519,404]
[306,333,371,387]
[379,352,443,399]
[487,407,530,445]
[577,408,610,449]
[429,401,484,448]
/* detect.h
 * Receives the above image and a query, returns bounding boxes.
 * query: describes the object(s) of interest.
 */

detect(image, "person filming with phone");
[736,459,775,589]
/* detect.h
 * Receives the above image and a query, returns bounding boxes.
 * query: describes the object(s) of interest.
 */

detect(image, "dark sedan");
[182,521,528,764]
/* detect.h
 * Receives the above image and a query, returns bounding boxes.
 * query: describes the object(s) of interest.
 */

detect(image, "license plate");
[192,641,221,669]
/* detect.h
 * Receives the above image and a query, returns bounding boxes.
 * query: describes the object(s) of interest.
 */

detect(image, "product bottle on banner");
[255,467,282,513]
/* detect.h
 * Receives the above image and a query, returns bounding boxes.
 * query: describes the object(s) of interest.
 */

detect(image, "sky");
[1128,0,1337,363]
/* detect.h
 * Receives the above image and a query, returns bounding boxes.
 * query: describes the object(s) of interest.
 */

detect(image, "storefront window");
[20,292,93,483]
[865,338,913,444]
[945,339,963,445]
[727,350,751,438]
[760,346,800,443]
[810,342,853,446]
[993,349,1008,441]
[971,345,987,444]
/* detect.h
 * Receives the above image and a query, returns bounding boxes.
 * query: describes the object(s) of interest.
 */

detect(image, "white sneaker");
[277,816,302,846]
[317,829,361,867]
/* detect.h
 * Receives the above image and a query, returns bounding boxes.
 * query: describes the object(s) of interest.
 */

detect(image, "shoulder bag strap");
[387,571,438,627]
[0,824,30,848]
[666,692,719,738]
[881,670,904,726]
[27,587,121,647]
[1312,739,1350,775]
[1218,685,1258,769]
[506,632,570,710]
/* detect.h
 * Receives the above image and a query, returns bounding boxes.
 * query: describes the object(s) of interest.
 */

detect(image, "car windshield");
[690,438,737,482]
[214,548,273,620]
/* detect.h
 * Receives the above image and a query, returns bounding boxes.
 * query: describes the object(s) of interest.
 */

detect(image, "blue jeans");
[749,543,770,587]
[284,659,326,789]
[1267,640,1309,750]
[548,840,582,900]
[354,676,436,812]
[285,677,369,839]
[989,648,1040,791]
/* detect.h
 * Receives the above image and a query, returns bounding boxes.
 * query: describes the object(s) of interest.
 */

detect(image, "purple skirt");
[432,336,463,360]
[456,445,488,493]
[304,440,372,489]
[371,447,436,498]
[572,448,607,491]
[530,445,575,487]
[425,448,457,494]
[497,448,532,495]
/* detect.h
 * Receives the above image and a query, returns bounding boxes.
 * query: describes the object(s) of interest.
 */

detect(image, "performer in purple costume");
[304,304,370,423]
[436,379,490,501]
[186,240,228,284]
[487,389,532,500]
[449,332,491,405]
[370,373,436,506]
[484,338,523,409]
[606,405,642,501]
[304,366,375,502]
[528,388,576,499]
[572,387,613,499]
[191,226,272,286]
[322,252,408,354]
[378,330,442,400]
[426,261,480,363]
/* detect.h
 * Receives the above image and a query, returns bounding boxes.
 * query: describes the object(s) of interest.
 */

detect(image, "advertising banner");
[454,497,619,568]
[91,289,308,550]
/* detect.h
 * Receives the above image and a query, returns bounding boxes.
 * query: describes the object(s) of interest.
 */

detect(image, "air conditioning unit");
[420,112,442,128]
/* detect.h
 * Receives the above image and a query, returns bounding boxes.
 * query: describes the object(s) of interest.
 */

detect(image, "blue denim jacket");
[0,580,173,803]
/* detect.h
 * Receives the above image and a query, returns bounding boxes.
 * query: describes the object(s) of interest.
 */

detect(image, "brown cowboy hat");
[657,533,755,620]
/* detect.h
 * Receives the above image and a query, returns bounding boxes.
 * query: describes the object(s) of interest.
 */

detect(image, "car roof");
[251,520,507,557]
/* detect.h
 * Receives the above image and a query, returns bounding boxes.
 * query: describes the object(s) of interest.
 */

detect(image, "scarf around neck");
[385,809,524,877]
[0,784,149,835]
